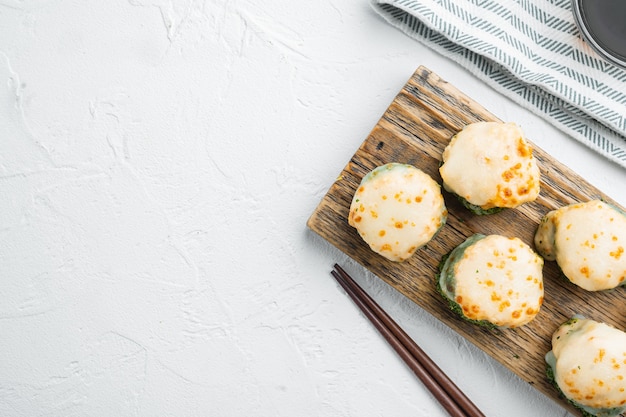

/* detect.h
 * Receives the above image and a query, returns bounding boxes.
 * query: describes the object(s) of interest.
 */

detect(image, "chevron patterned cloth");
[371,0,626,167]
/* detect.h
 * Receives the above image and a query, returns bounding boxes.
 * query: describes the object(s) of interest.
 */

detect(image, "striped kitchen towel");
[371,0,626,168]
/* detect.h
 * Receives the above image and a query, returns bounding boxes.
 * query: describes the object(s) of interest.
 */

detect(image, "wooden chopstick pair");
[331,264,485,417]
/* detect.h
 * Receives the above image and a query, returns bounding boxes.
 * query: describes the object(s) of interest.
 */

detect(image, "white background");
[1,1,625,416]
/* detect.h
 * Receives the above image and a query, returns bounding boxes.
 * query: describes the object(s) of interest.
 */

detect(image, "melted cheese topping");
[534,200,626,291]
[348,163,447,262]
[550,318,626,410]
[439,122,540,209]
[447,235,544,327]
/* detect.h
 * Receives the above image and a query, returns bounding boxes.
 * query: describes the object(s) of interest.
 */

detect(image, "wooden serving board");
[307,66,626,416]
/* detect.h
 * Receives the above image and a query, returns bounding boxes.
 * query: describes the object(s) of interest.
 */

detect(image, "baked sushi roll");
[534,200,626,291]
[348,163,447,262]
[437,234,544,328]
[546,316,626,417]
[439,121,540,215]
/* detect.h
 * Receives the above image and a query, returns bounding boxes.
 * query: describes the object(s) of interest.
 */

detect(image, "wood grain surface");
[307,66,626,416]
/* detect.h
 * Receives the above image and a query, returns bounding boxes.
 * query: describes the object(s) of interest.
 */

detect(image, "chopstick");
[331,264,485,417]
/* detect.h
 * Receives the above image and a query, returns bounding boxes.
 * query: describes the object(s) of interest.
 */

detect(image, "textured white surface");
[1,1,625,416]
